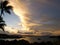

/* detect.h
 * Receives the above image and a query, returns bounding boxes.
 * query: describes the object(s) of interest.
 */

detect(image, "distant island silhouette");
[0,34,22,39]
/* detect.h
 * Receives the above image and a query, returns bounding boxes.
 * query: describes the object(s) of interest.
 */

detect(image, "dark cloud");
[21,0,60,31]
[41,32,53,36]
[10,0,60,31]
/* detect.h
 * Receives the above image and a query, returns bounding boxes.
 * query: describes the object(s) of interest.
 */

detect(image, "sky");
[0,0,60,36]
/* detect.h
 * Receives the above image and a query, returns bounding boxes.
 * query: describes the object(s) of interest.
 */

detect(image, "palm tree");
[1,0,13,16]
[0,0,13,31]
[0,16,6,31]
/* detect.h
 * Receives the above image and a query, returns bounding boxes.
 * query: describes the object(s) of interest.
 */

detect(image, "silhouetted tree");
[0,0,13,16]
[0,16,6,31]
[0,0,13,31]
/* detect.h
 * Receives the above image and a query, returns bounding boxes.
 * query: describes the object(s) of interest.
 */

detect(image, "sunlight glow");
[8,0,29,32]
[5,26,18,34]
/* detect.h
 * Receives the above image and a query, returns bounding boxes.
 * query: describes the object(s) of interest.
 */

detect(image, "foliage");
[0,0,13,31]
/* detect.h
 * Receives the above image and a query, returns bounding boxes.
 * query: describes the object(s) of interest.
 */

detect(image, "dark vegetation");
[0,36,60,45]
[0,38,60,45]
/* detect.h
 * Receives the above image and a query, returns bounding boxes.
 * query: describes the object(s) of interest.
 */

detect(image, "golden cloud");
[5,26,18,34]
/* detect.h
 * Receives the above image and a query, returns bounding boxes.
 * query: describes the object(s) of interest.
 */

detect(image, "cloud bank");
[3,0,60,35]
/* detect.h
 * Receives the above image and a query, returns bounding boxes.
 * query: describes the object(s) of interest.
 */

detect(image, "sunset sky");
[0,0,60,36]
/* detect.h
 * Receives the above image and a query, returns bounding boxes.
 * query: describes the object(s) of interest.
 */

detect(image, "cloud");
[8,0,60,35]
[5,26,18,34]
[41,32,53,36]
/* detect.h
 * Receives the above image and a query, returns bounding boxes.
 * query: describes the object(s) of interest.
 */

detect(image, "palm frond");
[2,1,9,7]
[5,6,13,10]
[5,9,11,14]
[0,16,6,31]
